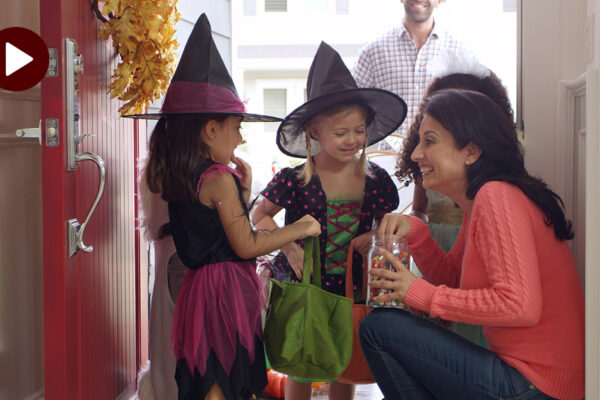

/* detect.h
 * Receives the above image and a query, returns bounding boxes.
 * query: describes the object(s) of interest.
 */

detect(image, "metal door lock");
[45,118,59,147]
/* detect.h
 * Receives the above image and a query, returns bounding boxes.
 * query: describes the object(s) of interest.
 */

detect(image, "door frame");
[585,68,600,400]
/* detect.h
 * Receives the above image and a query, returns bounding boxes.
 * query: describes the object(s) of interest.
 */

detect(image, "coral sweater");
[404,181,585,400]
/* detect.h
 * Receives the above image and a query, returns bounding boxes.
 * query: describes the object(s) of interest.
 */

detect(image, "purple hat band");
[160,81,247,114]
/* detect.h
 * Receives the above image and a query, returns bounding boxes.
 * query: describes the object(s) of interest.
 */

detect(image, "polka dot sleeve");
[371,163,400,212]
[260,167,299,209]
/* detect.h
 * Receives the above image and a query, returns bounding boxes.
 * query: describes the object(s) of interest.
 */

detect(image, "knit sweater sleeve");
[405,182,544,327]
[405,215,466,288]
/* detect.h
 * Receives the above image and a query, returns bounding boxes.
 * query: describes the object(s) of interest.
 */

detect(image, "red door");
[40,1,147,398]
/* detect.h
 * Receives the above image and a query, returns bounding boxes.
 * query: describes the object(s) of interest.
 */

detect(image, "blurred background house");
[229,0,517,213]
[1,0,598,398]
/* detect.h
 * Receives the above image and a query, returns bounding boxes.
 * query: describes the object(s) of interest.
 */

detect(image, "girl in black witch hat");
[252,42,407,400]
[132,14,321,400]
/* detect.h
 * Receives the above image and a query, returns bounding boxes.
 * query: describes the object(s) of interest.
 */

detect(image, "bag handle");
[345,239,368,300]
[302,236,321,287]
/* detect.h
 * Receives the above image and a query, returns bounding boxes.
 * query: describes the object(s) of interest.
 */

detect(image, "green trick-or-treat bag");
[263,236,353,380]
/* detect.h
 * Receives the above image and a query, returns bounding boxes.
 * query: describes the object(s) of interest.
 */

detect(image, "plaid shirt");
[353,21,463,151]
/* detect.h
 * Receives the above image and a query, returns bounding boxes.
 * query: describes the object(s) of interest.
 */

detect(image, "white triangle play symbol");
[6,42,34,76]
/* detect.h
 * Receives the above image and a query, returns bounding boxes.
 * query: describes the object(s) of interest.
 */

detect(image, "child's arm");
[203,171,320,259]
[351,209,387,256]
[352,164,403,255]
[253,199,307,278]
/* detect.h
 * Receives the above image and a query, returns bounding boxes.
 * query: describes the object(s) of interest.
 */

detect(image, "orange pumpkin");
[264,369,288,398]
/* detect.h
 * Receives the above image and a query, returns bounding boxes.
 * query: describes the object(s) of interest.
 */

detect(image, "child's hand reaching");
[286,244,306,280]
[231,156,252,192]
[295,214,321,238]
[351,231,375,256]
[285,215,320,279]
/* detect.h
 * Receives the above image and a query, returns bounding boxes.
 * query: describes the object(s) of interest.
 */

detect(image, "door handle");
[16,120,42,144]
[64,37,107,257]
[68,152,106,257]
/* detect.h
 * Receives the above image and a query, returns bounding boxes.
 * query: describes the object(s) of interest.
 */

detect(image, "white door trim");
[585,68,600,400]
[556,73,586,218]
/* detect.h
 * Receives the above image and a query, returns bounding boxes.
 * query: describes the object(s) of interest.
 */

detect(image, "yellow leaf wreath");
[95,0,180,116]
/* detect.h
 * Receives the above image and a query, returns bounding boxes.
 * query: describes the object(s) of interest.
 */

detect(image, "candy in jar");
[366,234,411,308]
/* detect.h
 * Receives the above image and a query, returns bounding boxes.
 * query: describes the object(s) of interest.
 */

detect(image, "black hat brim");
[276,88,407,158]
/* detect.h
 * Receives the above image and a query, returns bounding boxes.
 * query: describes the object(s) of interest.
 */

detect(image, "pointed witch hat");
[124,13,280,122]
[276,41,407,158]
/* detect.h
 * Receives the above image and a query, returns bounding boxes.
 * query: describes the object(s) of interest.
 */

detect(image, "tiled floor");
[356,384,383,400]
[354,383,383,400]
[260,382,384,399]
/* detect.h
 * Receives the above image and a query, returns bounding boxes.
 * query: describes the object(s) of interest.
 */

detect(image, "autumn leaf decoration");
[95,0,180,116]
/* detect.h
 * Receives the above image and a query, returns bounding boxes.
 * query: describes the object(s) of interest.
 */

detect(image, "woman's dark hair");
[422,89,573,241]
[396,71,514,185]
[145,114,229,202]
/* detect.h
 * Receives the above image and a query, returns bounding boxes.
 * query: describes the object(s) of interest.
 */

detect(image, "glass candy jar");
[366,234,411,308]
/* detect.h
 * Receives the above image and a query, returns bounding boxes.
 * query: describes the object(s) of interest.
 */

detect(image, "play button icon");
[0,27,49,91]
[6,43,34,76]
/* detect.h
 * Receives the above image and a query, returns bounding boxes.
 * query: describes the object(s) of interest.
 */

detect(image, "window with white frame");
[263,89,287,131]
[305,0,328,13]
[265,0,287,12]
[244,0,257,15]
[336,0,349,14]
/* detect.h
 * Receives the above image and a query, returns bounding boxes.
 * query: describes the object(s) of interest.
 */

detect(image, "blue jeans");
[359,309,557,400]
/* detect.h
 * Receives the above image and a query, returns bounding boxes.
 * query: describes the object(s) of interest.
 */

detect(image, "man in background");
[353,0,463,151]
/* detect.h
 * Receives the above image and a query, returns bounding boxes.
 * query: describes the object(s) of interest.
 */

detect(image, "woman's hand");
[377,212,412,238]
[369,249,418,304]
[231,156,252,192]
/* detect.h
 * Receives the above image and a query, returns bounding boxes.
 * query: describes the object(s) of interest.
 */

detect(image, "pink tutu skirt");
[171,260,265,376]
